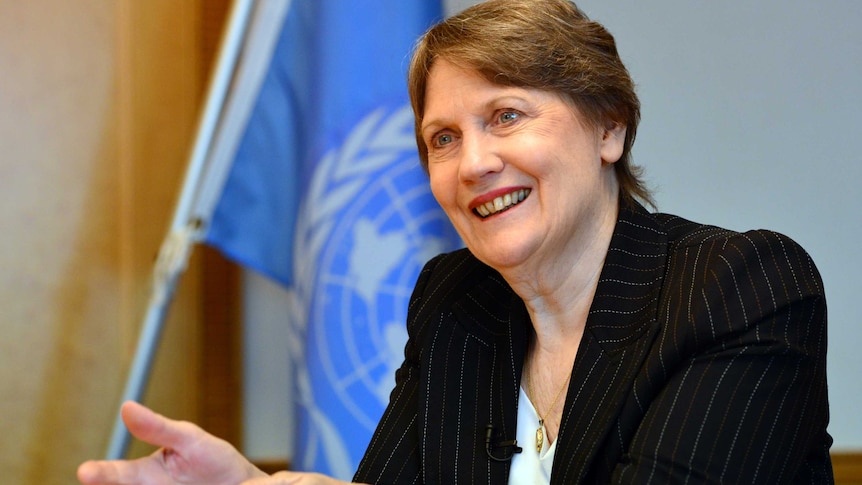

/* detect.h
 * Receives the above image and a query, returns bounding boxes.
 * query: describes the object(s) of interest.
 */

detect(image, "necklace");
[525,366,572,453]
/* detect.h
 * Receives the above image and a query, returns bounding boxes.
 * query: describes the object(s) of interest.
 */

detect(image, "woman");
[78,0,832,483]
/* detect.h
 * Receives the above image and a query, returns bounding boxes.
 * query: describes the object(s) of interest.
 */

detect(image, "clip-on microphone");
[485,424,522,462]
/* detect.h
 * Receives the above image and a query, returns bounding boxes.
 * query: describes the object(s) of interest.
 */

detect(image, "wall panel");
[0,0,204,482]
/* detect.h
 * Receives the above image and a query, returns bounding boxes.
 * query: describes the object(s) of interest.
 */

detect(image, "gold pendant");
[535,420,544,452]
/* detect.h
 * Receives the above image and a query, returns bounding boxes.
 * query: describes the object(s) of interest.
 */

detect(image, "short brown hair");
[408,0,652,207]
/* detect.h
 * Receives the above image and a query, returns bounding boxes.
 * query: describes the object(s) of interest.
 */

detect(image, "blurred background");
[0,0,859,483]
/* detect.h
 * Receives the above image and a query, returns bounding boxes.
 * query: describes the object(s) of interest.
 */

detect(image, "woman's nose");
[458,133,503,182]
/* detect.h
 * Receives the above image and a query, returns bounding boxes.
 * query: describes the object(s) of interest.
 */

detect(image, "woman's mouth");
[472,189,531,218]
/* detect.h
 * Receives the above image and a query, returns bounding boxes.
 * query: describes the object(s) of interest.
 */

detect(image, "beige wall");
[0,1,204,482]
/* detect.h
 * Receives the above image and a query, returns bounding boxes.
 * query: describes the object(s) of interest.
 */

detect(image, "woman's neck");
[501,200,617,346]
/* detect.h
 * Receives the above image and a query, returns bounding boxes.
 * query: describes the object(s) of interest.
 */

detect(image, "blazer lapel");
[420,259,530,484]
[551,204,668,484]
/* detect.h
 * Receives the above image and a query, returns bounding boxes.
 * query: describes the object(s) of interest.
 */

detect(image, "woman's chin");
[468,243,537,274]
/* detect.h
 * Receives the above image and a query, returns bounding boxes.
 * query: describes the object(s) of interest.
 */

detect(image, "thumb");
[121,400,197,450]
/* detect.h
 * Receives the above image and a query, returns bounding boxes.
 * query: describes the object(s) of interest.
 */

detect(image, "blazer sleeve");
[353,254,444,484]
[611,230,832,483]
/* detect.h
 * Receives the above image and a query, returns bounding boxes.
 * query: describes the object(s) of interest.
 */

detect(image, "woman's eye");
[498,111,519,123]
[434,133,453,147]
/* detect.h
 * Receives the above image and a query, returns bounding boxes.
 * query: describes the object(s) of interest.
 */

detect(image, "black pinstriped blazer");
[354,202,832,484]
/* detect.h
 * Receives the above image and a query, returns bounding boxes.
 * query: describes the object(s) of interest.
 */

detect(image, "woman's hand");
[77,401,267,485]
[240,471,363,485]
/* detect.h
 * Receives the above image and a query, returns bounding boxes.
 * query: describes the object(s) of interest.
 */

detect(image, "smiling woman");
[421,60,623,279]
[411,1,649,211]
[356,0,833,483]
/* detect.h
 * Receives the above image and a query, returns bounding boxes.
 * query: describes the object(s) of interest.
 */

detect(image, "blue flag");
[204,0,460,478]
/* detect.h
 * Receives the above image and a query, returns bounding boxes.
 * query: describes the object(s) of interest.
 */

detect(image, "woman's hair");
[408,0,652,207]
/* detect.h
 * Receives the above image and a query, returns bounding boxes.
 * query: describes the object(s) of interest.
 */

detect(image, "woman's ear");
[599,123,626,164]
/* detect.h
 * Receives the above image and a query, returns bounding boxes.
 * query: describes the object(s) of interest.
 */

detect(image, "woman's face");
[421,60,625,272]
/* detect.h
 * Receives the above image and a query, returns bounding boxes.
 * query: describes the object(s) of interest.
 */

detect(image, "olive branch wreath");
[283,104,416,475]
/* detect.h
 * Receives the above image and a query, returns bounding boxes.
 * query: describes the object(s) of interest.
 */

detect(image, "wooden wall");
[0,1,204,482]
[836,453,862,485]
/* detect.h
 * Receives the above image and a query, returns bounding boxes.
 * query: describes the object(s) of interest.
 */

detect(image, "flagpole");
[105,0,256,460]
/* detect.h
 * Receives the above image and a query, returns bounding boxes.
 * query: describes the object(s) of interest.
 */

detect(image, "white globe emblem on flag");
[291,104,459,472]
[312,154,452,426]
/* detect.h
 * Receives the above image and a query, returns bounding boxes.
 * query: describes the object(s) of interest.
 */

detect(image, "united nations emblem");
[289,104,461,477]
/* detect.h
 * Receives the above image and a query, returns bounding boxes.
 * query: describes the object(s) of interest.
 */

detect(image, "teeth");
[474,189,530,218]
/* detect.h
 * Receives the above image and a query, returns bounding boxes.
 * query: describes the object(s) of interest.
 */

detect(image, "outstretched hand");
[239,471,362,485]
[77,401,266,485]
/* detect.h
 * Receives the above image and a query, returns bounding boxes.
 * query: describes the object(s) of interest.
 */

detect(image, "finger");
[77,460,109,484]
[120,400,200,451]
[77,456,158,484]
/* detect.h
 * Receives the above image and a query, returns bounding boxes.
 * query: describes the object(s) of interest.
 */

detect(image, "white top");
[507,386,557,484]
